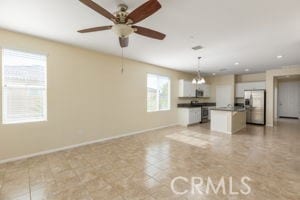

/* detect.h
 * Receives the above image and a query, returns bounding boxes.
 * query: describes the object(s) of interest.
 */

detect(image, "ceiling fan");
[78,0,166,48]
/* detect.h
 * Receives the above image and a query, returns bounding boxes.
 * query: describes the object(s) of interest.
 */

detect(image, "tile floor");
[0,119,299,200]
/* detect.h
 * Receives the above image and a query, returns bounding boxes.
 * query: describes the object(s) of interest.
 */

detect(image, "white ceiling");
[0,0,300,74]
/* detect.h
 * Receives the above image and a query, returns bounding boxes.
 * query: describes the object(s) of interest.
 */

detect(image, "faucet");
[227,104,233,108]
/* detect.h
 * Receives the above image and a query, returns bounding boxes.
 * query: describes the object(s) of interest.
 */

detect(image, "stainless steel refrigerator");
[244,90,266,125]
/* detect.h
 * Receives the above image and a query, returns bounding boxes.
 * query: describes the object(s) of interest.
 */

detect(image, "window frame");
[1,48,48,124]
[147,73,171,112]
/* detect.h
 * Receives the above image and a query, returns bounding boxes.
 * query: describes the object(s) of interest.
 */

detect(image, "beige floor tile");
[0,193,31,200]
[49,186,92,200]
[89,185,120,200]
[30,181,62,199]
[0,119,298,199]
[0,179,30,199]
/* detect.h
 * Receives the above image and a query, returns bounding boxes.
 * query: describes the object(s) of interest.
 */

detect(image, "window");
[2,49,47,124]
[147,74,170,112]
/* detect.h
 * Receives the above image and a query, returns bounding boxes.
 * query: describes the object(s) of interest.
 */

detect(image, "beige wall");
[0,29,194,161]
[205,73,265,105]
[174,74,236,104]
[174,75,236,104]
[235,72,266,104]
[206,75,235,104]
[235,72,265,83]
[266,66,300,126]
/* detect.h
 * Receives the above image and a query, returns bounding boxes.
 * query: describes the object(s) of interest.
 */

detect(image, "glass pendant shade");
[192,57,205,85]
[201,78,206,84]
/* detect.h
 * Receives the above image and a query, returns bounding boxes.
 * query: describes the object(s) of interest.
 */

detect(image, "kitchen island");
[210,107,246,134]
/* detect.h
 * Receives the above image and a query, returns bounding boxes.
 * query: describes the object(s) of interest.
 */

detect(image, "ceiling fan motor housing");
[115,4,129,23]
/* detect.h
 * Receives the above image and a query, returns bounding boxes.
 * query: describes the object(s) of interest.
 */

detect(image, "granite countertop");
[210,107,246,112]
[177,103,216,108]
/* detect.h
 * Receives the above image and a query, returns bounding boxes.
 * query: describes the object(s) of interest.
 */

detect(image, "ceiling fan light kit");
[111,24,134,38]
[192,77,205,85]
[78,0,166,48]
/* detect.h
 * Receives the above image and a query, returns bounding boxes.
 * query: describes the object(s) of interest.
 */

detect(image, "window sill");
[3,118,47,125]
[147,109,171,113]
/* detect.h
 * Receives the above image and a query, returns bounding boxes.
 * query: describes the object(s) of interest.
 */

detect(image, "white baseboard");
[0,123,178,164]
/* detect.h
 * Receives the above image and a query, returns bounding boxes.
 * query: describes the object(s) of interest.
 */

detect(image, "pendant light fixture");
[192,57,205,84]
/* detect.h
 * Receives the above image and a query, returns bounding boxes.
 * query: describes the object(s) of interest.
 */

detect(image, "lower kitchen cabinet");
[178,107,202,126]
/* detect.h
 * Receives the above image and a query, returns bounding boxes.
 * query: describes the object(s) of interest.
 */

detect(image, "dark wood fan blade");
[78,25,112,33]
[119,37,129,48]
[126,0,161,24]
[79,0,116,22]
[132,26,165,40]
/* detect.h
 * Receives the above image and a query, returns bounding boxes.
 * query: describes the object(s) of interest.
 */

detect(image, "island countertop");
[210,107,246,112]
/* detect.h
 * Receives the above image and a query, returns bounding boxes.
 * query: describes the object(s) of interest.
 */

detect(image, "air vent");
[219,68,227,72]
[192,45,203,50]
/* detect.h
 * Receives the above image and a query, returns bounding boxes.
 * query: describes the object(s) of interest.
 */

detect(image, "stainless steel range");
[201,107,209,123]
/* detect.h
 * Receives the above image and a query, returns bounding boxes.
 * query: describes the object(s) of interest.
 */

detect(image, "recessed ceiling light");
[234,62,240,65]
[245,69,249,72]
[277,55,283,59]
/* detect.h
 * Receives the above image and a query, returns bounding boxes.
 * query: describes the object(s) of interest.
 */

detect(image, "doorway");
[278,78,300,119]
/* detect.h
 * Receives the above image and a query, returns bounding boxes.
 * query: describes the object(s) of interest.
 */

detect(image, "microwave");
[196,90,204,97]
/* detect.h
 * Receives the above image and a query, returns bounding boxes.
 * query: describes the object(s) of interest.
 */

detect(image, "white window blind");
[2,49,47,124]
[147,74,170,112]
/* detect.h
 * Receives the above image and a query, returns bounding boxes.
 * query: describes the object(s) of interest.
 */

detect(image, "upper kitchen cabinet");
[197,84,211,97]
[235,81,266,98]
[179,79,195,97]
[178,79,211,98]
